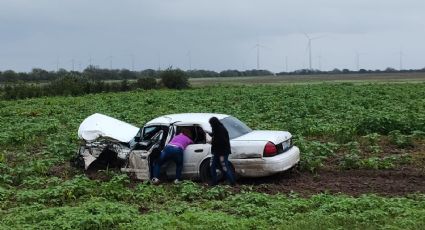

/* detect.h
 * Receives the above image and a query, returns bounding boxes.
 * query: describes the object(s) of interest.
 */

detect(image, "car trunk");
[230,131,292,159]
[231,130,291,144]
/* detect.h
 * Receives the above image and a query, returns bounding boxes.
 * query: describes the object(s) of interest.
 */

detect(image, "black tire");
[199,160,213,183]
[199,158,236,183]
[70,155,85,169]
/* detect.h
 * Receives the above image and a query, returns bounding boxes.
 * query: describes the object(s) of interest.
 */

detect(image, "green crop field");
[189,72,425,86]
[1,83,425,229]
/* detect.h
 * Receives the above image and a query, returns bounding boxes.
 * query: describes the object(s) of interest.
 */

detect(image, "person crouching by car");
[152,128,193,184]
[208,117,236,186]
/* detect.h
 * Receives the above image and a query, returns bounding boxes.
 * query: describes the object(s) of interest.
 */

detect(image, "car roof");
[145,113,229,131]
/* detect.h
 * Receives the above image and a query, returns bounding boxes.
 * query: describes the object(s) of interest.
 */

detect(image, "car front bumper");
[231,146,300,177]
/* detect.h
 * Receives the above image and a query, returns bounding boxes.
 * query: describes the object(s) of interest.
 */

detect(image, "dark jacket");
[210,123,231,156]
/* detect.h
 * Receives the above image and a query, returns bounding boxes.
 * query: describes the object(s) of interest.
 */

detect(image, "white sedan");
[76,113,300,182]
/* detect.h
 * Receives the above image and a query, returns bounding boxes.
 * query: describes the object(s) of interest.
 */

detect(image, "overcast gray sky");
[1,0,424,72]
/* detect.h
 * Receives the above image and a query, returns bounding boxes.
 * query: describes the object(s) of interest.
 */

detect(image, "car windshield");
[220,116,252,139]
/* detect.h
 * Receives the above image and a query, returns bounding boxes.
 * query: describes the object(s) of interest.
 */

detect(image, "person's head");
[180,128,193,140]
[209,117,221,130]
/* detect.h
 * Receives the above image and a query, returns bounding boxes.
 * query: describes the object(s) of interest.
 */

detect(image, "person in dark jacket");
[208,117,236,186]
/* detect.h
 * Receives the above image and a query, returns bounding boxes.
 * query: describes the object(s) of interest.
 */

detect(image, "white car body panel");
[232,130,292,144]
[230,140,265,159]
[78,113,139,143]
[166,143,212,179]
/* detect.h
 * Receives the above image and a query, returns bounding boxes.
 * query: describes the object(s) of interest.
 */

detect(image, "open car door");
[165,124,211,179]
[121,125,171,180]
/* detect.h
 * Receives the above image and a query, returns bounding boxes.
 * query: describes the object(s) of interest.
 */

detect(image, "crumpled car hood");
[78,113,139,143]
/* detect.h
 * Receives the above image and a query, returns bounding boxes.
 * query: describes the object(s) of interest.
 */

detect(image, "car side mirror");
[134,136,141,142]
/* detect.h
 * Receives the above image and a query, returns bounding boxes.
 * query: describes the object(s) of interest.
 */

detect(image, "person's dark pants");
[210,154,235,185]
[153,145,183,180]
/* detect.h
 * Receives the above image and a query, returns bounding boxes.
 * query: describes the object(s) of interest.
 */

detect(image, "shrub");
[136,77,157,90]
[160,68,190,89]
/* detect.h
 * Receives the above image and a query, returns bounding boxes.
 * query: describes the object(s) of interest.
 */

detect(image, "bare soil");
[61,164,425,197]
[235,168,425,197]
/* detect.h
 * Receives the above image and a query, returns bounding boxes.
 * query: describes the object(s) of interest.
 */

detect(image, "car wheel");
[199,160,213,183]
[70,155,85,169]
[199,159,236,183]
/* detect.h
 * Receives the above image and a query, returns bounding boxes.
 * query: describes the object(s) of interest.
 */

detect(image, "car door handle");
[194,149,203,153]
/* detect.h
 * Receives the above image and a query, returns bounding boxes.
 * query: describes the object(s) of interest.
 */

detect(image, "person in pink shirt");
[152,128,193,184]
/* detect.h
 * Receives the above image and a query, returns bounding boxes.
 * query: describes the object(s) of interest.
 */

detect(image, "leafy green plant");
[389,130,413,148]
[295,137,338,172]
[364,133,381,154]
[340,153,361,169]
[176,181,203,201]
[339,141,362,169]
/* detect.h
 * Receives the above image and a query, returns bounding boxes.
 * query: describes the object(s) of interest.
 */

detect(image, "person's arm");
[206,130,214,136]
[206,132,212,144]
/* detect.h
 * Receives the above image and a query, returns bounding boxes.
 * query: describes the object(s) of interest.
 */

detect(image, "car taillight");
[263,141,277,157]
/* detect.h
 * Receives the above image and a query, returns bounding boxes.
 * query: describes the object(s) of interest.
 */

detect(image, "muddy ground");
[235,168,425,197]
[50,164,424,197]
[54,146,425,197]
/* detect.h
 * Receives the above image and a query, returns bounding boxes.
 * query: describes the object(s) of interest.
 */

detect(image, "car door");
[165,124,211,179]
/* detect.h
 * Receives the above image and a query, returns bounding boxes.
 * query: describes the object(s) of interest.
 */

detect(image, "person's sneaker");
[151,177,160,185]
[173,179,181,184]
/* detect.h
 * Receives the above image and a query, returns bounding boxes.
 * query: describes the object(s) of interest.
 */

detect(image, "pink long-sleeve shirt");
[168,133,193,149]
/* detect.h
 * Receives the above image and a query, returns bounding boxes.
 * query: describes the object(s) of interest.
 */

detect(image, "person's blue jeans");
[210,154,235,185]
[153,145,184,180]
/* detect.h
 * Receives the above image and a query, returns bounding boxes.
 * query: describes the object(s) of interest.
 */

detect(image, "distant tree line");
[276,67,425,75]
[2,66,425,83]
[0,66,276,83]
[0,68,188,100]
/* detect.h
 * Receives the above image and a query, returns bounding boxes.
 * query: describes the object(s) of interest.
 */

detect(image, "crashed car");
[75,113,300,182]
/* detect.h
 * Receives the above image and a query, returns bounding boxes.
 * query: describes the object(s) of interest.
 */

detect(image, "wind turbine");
[303,33,324,70]
[316,54,322,71]
[186,50,192,70]
[56,57,60,72]
[105,56,113,70]
[284,56,289,72]
[398,49,404,71]
[253,39,267,70]
[355,52,367,71]
[128,54,135,71]
[88,55,94,69]
[70,58,75,71]
[157,51,161,71]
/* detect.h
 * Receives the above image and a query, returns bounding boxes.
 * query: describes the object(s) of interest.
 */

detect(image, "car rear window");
[220,116,252,139]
